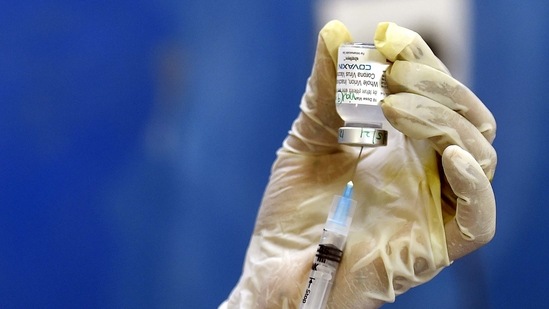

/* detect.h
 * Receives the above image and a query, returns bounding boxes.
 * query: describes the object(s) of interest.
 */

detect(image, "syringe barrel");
[300,268,333,309]
[300,230,345,308]
[300,188,357,308]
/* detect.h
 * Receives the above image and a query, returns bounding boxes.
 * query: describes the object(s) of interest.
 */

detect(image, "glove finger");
[386,60,497,143]
[442,145,496,260]
[374,22,449,74]
[381,93,497,180]
[283,20,352,154]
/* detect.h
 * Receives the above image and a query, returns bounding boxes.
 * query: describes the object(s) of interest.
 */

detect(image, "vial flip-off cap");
[338,126,388,146]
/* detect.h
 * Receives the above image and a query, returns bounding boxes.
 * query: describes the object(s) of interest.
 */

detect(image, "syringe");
[300,181,357,309]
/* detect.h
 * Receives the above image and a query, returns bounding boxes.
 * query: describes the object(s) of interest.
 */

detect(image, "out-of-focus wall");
[0,1,315,308]
[473,1,549,308]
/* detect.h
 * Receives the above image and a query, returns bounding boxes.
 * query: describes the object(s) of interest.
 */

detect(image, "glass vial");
[336,43,390,147]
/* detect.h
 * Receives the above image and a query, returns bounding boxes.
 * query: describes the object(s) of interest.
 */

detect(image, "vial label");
[336,44,390,106]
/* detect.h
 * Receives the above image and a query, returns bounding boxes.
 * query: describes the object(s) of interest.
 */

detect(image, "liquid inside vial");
[336,43,390,128]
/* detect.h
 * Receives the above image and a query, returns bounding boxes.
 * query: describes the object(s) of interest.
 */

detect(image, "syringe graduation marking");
[315,244,343,264]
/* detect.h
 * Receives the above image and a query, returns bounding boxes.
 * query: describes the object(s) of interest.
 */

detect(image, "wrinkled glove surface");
[221,20,497,309]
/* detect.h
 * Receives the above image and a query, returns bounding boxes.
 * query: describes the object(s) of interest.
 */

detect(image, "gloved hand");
[221,20,496,308]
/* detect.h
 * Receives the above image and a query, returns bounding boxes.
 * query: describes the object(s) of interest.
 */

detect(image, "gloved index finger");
[385,61,497,143]
[374,22,450,74]
[374,22,497,144]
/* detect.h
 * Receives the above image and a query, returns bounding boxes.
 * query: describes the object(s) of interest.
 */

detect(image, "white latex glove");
[221,20,496,309]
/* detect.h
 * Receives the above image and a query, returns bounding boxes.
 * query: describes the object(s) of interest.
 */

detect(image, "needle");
[349,146,363,182]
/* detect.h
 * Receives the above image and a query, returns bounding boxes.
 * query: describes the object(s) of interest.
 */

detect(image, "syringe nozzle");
[342,181,353,199]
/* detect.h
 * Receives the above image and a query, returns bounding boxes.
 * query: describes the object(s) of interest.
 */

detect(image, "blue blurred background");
[1,1,548,308]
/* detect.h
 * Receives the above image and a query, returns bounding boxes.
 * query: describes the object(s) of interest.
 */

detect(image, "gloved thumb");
[283,20,352,154]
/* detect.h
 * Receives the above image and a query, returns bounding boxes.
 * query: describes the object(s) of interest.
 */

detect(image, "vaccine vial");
[336,43,390,146]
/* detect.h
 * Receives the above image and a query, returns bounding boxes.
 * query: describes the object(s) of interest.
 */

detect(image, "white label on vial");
[336,46,390,106]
